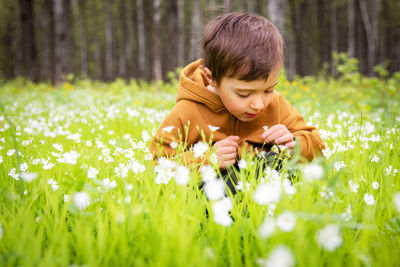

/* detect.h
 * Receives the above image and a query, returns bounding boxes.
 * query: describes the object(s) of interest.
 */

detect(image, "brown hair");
[202,12,283,85]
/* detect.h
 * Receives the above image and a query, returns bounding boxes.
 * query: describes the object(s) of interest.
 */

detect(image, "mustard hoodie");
[151,59,325,163]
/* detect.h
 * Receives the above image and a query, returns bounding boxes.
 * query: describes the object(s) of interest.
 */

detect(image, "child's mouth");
[245,112,258,118]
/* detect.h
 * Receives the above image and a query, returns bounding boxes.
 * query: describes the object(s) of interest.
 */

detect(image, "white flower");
[155,158,176,184]
[385,166,398,176]
[258,245,294,267]
[263,126,269,131]
[170,141,178,149]
[334,161,347,171]
[48,178,59,191]
[115,163,129,178]
[254,181,282,205]
[103,178,117,189]
[369,154,380,163]
[238,159,247,170]
[317,224,343,251]
[73,192,90,210]
[364,193,375,205]
[162,126,174,133]
[283,179,296,195]
[276,211,296,232]
[52,143,63,151]
[236,181,250,192]
[200,165,217,183]
[142,130,151,142]
[0,155,3,163]
[394,192,400,213]
[7,149,15,156]
[0,222,3,240]
[144,153,153,161]
[259,217,276,238]
[212,197,233,226]
[192,141,209,158]
[303,163,323,181]
[19,163,28,172]
[130,159,146,174]
[210,153,218,165]
[264,166,281,181]
[43,162,55,170]
[8,168,19,180]
[20,172,38,182]
[208,125,220,132]
[124,196,131,204]
[64,194,69,202]
[348,180,359,193]
[372,181,379,190]
[204,179,225,200]
[341,204,352,221]
[175,165,190,186]
[62,151,80,165]
[87,167,99,179]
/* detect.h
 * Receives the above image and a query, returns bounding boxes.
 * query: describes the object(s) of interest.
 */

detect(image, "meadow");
[1,56,400,266]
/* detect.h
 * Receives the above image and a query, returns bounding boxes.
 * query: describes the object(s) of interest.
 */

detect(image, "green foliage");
[0,72,399,266]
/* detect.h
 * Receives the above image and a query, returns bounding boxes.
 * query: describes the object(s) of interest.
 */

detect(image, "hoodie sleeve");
[278,94,325,161]
[150,103,208,166]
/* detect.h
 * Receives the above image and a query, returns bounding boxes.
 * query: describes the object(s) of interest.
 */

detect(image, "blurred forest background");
[0,0,399,84]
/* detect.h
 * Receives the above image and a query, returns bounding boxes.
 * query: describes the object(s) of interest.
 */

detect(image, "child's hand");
[262,124,295,148]
[213,136,239,169]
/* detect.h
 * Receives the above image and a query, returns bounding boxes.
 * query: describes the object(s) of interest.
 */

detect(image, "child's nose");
[250,98,264,110]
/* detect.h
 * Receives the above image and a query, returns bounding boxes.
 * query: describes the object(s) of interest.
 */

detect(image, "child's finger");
[275,133,294,144]
[285,141,296,148]
[221,152,236,161]
[262,125,282,139]
[227,135,240,143]
[218,146,237,155]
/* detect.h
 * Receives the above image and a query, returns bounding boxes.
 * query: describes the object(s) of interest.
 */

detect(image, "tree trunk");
[189,0,202,62]
[39,0,55,82]
[330,0,337,76]
[53,0,73,84]
[19,0,38,81]
[224,0,233,12]
[348,0,355,58]
[177,0,184,66]
[358,0,381,75]
[152,0,162,82]
[268,0,285,38]
[167,0,178,73]
[136,0,145,77]
[104,0,114,80]
[119,0,129,78]
[77,0,88,77]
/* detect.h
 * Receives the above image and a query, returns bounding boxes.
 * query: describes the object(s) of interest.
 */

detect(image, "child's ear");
[204,67,217,87]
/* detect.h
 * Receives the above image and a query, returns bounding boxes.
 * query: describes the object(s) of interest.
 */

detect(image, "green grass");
[0,72,399,267]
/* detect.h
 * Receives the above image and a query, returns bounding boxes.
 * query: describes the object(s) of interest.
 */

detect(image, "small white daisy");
[364,193,375,205]
[162,126,174,133]
[317,224,343,251]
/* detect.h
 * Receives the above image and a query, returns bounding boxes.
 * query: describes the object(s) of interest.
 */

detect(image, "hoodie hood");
[177,59,227,113]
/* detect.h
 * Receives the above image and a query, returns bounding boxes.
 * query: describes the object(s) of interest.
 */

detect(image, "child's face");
[206,64,281,121]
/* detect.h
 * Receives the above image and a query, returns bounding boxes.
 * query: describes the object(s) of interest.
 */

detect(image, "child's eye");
[265,90,274,94]
[237,93,250,98]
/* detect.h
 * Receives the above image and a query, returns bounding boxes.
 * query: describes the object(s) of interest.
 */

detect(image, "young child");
[151,12,325,172]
